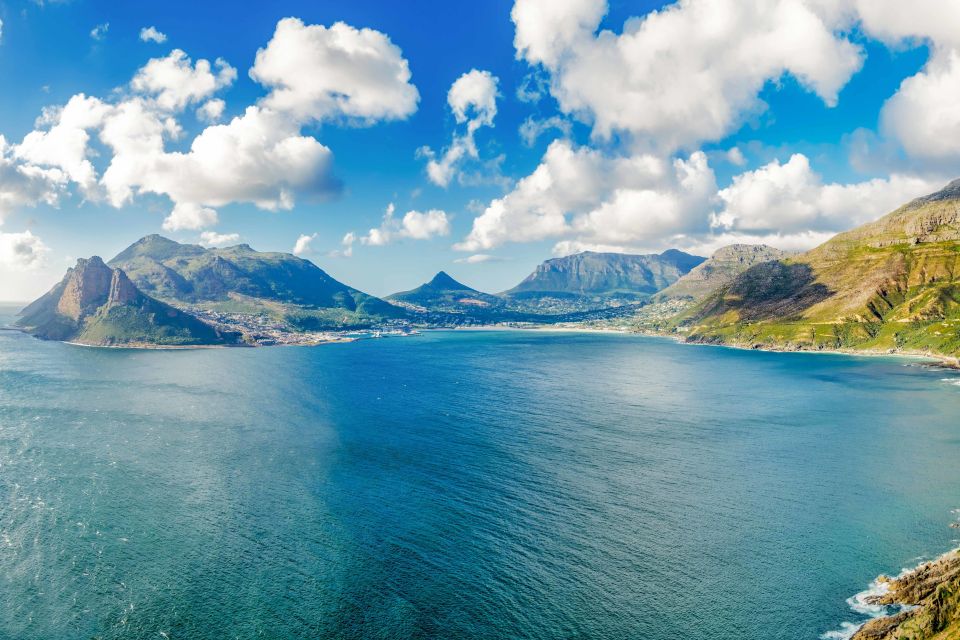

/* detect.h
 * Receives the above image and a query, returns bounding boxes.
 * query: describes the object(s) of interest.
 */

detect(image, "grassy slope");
[676,196,960,357]
[111,239,404,330]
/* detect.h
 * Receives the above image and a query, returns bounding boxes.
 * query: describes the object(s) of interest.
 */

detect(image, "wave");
[820,569,916,640]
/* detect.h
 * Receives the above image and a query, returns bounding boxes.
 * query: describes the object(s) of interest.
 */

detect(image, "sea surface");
[2,305,960,640]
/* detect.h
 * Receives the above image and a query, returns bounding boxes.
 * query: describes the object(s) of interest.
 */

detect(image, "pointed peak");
[427,271,469,290]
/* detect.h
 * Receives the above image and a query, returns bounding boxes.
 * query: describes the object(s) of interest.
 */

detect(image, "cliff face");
[677,180,960,357]
[17,257,235,346]
[655,244,790,303]
[853,549,960,640]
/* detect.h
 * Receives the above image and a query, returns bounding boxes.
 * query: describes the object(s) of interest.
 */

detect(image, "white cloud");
[1,17,418,235]
[421,69,499,187]
[0,230,49,270]
[196,98,226,123]
[250,18,419,125]
[336,231,356,257]
[363,203,450,245]
[139,26,167,44]
[880,48,960,162]
[90,23,109,41]
[199,230,240,247]
[131,49,236,112]
[726,147,747,166]
[15,94,110,196]
[0,136,67,222]
[519,115,571,146]
[454,254,502,264]
[0,18,4,44]
[292,232,317,256]
[162,202,217,231]
[456,139,710,251]
[511,0,863,150]
[712,153,940,233]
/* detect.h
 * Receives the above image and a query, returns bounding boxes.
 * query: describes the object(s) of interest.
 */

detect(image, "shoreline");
[838,546,960,640]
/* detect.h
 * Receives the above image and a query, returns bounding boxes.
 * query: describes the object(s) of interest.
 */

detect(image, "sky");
[0,0,959,301]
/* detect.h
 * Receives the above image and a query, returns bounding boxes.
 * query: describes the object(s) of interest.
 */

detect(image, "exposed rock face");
[17,257,234,346]
[56,256,114,320]
[656,244,790,303]
[505,250,705,298]
[852,549,960,640]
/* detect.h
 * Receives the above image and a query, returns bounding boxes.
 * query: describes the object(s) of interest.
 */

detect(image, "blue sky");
[0,0,957,301]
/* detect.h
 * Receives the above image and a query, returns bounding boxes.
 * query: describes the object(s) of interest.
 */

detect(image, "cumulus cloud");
[292,232,317,256]
[250,18,419,124]
[363,203,450,245]
[328,231,356,258]
[712,154,941,233]
[131,49,236,112]
[139,26,167,43]
[0,136,67,221]
[420,69,499,187]
[456,139,715,251]
[511,0,863,151]
[162,202,217,231]
[198,230,240,247]
[0,17,419,232]
[0,230,49,270]
[196,98,226,123]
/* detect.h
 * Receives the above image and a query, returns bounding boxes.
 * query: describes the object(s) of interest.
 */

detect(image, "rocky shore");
[852,548,960,639]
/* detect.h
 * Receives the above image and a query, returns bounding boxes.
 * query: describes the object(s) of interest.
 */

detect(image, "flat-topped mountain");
[656,244,791,303]
[681,179,960,356]
[387,271,501,313]
[507,250,705,296]
[109,235,402,329]
[17,256,234,346]
[500,250,705,313]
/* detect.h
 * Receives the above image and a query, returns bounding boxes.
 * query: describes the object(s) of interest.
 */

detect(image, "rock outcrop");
[853,549,960,640]
[17,256,236,346]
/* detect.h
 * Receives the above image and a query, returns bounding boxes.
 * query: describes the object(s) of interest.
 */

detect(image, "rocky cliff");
[17,256,235,346]
[852,549,960,640]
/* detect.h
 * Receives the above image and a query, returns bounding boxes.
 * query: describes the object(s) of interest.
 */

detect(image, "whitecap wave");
[941,378,960,387]
[821,570,916,640]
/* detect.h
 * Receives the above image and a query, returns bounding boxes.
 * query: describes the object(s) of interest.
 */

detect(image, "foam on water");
[821,567,920,639]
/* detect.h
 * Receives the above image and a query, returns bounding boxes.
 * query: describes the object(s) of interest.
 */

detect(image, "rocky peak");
[57,256,114,320]
[906,178,960,210]
[107,268,140,307]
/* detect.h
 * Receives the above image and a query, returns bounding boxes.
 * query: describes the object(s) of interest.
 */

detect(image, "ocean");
[2,306,959,639]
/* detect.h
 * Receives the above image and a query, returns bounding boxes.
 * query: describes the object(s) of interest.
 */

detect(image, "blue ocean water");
[1,306,959,640]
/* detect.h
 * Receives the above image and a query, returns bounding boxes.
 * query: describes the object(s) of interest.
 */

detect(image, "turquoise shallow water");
[2,307,960,639]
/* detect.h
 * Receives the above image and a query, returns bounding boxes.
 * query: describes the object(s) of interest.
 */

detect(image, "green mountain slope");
[680,180,960,357]
[387,271,501,313]
[17,256,234,346]
[109,235,403,329]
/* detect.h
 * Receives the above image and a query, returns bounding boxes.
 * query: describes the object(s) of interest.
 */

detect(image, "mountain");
[655,244,791,303]
[16,256,234,346]
[501,250,705,313]
[680,180,960,356]
[109,235,403,329]
[387,271,501,313]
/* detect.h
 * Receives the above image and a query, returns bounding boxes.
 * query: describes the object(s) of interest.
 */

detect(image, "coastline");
[840,547,960,640]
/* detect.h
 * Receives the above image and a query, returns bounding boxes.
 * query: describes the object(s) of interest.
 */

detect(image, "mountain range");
[677,179,960,357]
[14,178,960,356]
